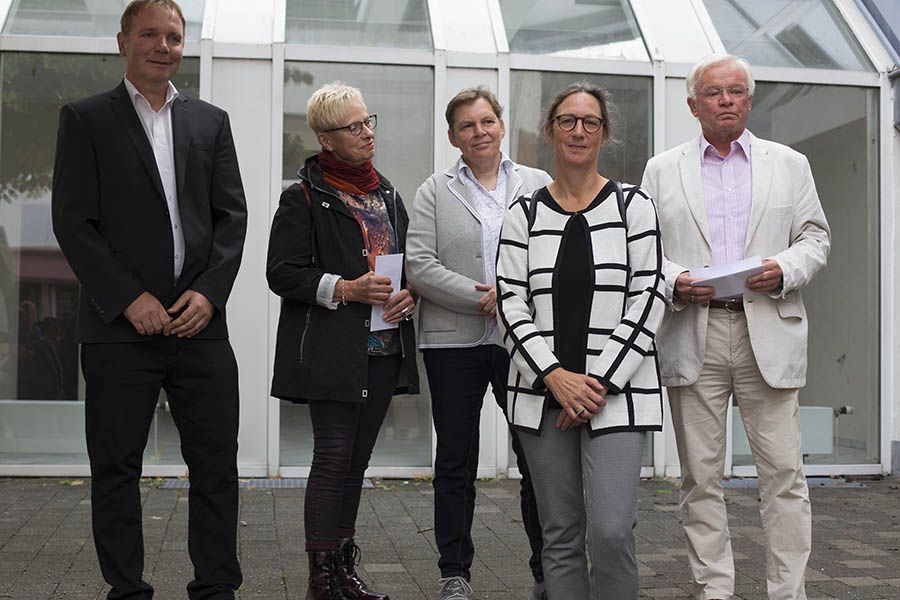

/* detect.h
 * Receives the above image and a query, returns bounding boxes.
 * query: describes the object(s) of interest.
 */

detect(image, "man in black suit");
[51,1,247,598]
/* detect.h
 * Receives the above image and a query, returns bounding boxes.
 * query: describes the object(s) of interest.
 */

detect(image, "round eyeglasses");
[553,114,604,134]
[322,114,378,136]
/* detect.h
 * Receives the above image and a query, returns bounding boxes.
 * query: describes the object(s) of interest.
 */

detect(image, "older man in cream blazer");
[641,55,830,600]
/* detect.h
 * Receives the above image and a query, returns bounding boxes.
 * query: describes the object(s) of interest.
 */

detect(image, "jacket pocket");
[421,302,457,332]
[298,306,313,363]
[775,295,805,320]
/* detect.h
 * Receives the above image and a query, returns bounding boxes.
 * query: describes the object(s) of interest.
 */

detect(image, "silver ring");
[575,407,585,417]
[401,306,410,315]
[404,313,413,321]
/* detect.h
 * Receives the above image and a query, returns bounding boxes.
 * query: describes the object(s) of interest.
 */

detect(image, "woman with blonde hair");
[268,82,419,600]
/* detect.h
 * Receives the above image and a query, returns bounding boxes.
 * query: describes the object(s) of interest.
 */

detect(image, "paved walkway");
[1,476,899,599]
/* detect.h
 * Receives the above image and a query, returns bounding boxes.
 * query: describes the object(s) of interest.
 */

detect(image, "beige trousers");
[668,309,811,600]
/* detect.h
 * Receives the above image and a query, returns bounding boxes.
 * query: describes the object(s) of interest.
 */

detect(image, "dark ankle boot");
[306,550,342,600]
[335,538,390,600]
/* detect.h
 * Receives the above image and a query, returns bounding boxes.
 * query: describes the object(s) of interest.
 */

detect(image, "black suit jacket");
[51,82,247,343]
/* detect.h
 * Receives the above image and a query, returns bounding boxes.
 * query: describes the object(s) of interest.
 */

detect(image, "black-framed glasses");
[698,86,749,100]
[553,114,604,133]
[321,114,378,136]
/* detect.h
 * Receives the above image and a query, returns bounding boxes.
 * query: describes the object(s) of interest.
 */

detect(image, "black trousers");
[305,354,401,551]
[424,346,544,582]
[82,338,241,600]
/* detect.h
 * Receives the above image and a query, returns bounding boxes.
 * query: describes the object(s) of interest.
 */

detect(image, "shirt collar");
[700,129,750,160]
[123,77,179,111]
[457,152,514,180]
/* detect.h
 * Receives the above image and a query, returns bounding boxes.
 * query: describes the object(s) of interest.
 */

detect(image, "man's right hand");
[124,292,171,335]
[674,272,716,305]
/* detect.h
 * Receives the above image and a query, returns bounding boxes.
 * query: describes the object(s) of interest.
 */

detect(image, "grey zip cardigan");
[267,155,419,403]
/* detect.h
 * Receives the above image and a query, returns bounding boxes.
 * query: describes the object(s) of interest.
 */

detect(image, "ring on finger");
[401,306,410,315]
[575,407,586,417]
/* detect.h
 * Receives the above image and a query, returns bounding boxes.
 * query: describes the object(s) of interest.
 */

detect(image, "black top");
[542,183,613,410]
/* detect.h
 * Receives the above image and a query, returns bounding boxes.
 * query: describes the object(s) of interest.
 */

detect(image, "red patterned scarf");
[317,149,380,194]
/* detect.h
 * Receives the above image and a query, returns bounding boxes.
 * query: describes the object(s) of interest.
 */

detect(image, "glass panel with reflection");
[281,61,434,468]
[3,0,205,40]
[285,0,432,49]
[731,81,879,466]
[704,0,872,70]
[500,0,647,60]
[0,52,200,466]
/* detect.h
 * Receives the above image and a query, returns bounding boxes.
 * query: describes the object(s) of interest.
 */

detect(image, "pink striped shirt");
[701,129,752,270]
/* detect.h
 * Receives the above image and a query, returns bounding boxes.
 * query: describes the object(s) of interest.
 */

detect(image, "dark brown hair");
[445,87,503,129]
[120,0,185,35]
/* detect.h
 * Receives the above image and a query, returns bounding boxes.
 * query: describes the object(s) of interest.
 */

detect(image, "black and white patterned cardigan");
[496,183,666,436]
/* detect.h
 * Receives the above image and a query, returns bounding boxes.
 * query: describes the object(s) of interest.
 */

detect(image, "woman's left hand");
[382,289,417,324]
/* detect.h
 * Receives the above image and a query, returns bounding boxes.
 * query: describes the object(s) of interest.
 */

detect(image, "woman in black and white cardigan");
[496,82,666,599]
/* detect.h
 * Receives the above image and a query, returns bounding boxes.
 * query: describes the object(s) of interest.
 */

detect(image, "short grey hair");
[307,82,366,132]
[686,54,755,99]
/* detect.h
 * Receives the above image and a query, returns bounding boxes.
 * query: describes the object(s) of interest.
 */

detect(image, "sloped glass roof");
[499,0,648,61]
[3,0,205,40]
[285,0,432,49]
[704,0,872,70]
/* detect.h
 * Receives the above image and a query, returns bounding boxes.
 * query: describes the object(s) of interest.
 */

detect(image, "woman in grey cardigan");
[496,82,666,599]
[405,87,550,600]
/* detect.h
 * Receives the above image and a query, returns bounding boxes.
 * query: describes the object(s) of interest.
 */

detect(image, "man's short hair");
[686,54,756,99]
[307,82,366,132]
[120,0,186,35]
[445,87,503,129]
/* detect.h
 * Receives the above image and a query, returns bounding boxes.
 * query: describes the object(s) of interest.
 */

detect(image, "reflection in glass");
[704,0,872,70]
[499,0,647,60]
[285,0,432,49]
[509,71,652,186]
[3,0,206,40]
[0,52,200,465]
[731,82,878,465]
[281,61,434,468]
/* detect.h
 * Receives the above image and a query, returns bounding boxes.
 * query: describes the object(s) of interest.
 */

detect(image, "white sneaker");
[438,576,472,599]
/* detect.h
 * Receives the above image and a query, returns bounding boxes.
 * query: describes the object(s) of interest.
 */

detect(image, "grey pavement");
[1,476,900,599]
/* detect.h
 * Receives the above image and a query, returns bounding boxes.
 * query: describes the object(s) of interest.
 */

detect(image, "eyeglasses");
[698,86,749,100]
[321,114,378,136]
[553,114,604,134]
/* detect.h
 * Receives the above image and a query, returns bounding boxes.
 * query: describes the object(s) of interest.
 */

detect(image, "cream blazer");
[641,132,830,389]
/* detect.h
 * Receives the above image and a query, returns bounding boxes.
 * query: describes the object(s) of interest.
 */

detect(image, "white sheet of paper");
[370,253,404,332]
[689,256,764,298]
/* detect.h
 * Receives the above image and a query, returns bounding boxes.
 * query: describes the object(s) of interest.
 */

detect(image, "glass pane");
[509,71,653,186]
[731,82,878,466]
[281,61,434,468]
[285,0,432,49]
[0,52,200,465]
[499,0,648,60]
[4,0,205,39]
[704,0,872,70]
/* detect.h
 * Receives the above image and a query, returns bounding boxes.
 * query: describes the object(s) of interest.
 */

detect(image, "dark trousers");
[82,338,241,600]
[424,345,544,582]
[305,354,401,551]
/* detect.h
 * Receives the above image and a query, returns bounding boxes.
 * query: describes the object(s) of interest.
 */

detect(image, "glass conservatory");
[0,0,896,479]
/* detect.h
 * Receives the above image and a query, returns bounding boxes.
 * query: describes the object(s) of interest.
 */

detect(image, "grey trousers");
[518,410,644,600]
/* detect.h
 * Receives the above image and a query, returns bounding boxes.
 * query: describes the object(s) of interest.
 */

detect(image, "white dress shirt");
[123,77,185,281]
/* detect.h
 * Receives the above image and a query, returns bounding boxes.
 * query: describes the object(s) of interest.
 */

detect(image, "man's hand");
[544,368,607,431]
[746,259,783,292]
[124,292,171,336]
[165,290,214,338]
[674,272,716,305]
[475,283,496,316]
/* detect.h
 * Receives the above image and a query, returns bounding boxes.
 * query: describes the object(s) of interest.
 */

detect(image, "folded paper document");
[690,256,764,298]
